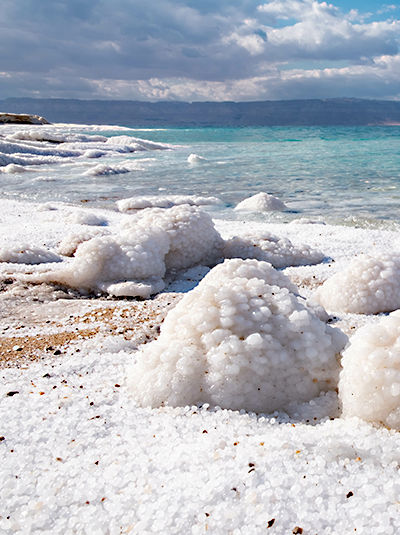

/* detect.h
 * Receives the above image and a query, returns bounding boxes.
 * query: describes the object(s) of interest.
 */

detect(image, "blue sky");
[0,0,399,101]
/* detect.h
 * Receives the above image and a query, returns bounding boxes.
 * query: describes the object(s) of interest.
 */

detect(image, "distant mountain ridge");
[1,97,400,126]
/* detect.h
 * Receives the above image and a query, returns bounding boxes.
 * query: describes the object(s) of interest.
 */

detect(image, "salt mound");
[38,205,223,297]
[128,258,346,412]
[235,192,287,212]
[339,311,400,429]
[122,205,224,271]
[187,153,206,164]
[83,162,140,176]
[117,195,221,212]
[0,244,60,264]
[65,210,108,226]
[312,254,400,314]
[223,231,325,268]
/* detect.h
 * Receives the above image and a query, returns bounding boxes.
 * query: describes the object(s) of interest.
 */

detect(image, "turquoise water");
[117,125,400,224]
[1,124,399,226]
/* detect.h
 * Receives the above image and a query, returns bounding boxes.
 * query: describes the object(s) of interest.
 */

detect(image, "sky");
[1,0,399,101]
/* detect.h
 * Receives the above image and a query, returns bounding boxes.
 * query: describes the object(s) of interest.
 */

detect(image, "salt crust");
[223,230,325,268]
[34,205,223,298]
[117,194,221,212]
[0,126,171,172]
[340,310,400,429]
[0,244,60,264]
[3,344,400,534]
[129,259,346,412]
[312,253,400,314]
[0,163,28,174]
[82,161,143,177]
[2,201,400,532]
[235,192,287,211]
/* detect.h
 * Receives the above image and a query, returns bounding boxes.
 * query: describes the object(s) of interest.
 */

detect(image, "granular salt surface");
[2,199,400,533]
[2,346,400,534]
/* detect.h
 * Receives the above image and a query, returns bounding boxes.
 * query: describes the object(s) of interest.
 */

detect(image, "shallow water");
[1,123,399,227]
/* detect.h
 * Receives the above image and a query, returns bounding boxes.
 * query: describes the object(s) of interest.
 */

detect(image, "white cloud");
[85,53,400,102]
[0,0,399,101]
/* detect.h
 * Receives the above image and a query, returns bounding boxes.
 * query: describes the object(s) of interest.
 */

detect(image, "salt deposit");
[235,192,287,211]
[129,258,346,412]
[0,163,27,174]
[187,153,207,163]
[0,126,172,179]
[223,230,325,268]
[2,197,400,534]
[57,228,110,257]
[82,161,142,177]
[312,253,400,314]
[64,210,108,226]
[31,205,223,297]
[0,244,60,264]
[117,194,222,212]
[340,311,400,429]
[120,205,224,272]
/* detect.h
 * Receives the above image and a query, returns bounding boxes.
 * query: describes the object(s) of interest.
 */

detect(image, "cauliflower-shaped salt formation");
[128,258,346,412]
[235,192,287,212]
[38,205,223,297]
[312,254,400,314]
[339,311,400,429]
[122,205,224,271]
[223,231,325,268]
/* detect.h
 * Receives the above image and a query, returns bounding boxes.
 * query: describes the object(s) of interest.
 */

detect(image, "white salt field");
[1,122,400,534]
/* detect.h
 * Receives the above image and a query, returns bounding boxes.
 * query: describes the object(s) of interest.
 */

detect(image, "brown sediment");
[0,292,181,368]
[0,329,99,365]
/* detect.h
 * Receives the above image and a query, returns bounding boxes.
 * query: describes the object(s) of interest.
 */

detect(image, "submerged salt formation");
[187,153,206,164]
[128,258,346,412]
[340,311,400,429]
[312,254,400,314]
[223,231,325,268]
[235,192,287,211]
[37,205,224,297]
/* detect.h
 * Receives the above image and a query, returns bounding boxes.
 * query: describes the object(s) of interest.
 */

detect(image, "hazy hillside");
[1,97,400,126]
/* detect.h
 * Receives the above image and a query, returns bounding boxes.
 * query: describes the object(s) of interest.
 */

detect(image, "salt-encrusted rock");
[235,192,287,211]
[312,254,400,314]
[0,113,50,125]
[339,311,400,429]
[128,258,346,412]
[39,205,223,297]
[223,231,325,268]
[0,244,60,264]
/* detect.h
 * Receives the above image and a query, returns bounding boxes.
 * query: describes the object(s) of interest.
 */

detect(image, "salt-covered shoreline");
[1,198,400,533]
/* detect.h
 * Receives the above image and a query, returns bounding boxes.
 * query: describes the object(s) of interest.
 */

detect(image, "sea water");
[0,123,399,227]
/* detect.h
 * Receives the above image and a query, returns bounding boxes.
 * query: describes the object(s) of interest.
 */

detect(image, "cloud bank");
[0,0,399,100]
